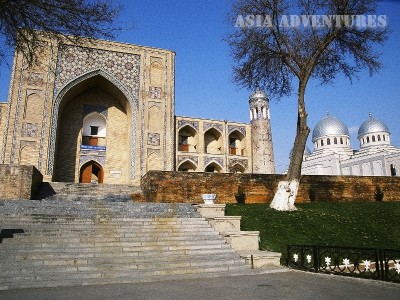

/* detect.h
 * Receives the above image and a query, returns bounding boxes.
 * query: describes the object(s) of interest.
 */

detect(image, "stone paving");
[0,271,399,300]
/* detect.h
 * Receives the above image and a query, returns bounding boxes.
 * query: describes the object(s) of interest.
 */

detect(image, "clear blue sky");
[0,0,399,173]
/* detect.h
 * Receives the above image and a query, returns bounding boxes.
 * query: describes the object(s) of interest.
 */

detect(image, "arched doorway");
[80,161,104,183]
[51,72,132,183]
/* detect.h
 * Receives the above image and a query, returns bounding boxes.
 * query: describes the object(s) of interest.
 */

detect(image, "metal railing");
[287,245,400,283]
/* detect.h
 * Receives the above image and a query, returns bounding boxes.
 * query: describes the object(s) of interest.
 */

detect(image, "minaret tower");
[249,90,275,173]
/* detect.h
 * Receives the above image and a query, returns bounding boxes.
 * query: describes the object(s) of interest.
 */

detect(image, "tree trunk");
[270,81,310,211]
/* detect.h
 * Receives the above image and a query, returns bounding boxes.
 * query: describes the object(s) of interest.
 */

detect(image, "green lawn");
[225,202,400,263]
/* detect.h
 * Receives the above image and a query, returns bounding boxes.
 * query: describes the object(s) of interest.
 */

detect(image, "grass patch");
[225,202,400,263]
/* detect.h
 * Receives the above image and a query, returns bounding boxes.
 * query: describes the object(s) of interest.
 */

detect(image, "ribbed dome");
[312,114,349,142]
[357,114,390,139]
[250,89,267,100]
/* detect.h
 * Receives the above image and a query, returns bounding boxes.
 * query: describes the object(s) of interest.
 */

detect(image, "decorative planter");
[201,193,216,205]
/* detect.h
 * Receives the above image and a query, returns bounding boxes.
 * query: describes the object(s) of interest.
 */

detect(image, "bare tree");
[227,0,387,210]
[0,0,122,66]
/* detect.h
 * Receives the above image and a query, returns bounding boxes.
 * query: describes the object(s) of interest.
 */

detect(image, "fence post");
[313,245,319,272]
[378,249,386,281]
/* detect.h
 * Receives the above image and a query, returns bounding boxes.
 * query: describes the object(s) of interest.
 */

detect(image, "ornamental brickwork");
[0,33,175,185]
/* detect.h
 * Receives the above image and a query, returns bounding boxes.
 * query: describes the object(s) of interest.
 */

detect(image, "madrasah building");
[0,34,398,185]
[0,34,275,185]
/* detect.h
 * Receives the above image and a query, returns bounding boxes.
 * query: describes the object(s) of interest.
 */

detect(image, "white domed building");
[302,113,400,176]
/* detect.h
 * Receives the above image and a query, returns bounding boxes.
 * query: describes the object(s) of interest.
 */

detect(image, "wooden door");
[80,163,92,183]
[79,161,104,184]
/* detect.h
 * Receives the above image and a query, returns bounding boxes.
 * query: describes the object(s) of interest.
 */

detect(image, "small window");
[321,140,324,146]
[383,135,386,141]
[372,135,376,142]
[334,137,337,144]
[327,138,331,145]
[391,164,397,176]
[378,135,381,141]
[367,136,370,143]
[340,138,344,144]
[90,126,99,136]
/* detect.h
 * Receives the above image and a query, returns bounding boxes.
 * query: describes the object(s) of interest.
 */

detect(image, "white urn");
[201,193,216,205]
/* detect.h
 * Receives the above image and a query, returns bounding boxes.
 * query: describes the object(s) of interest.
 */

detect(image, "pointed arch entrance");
[48,69,138,182]
[50,70,137,183]
[80,161,104,183]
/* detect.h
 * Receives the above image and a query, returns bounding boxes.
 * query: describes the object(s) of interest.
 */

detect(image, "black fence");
[287,245,400,283]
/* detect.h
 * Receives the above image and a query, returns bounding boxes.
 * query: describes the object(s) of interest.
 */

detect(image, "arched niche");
[204,128,222,154]
[178,125,198,152]
[178,160,197,172]
[205,162,222,173]
[228,130,245,156]
[229,163,246,173]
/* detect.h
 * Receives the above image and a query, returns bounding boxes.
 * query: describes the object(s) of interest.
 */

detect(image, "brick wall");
[141,171,400,203]
[0,165,43,200]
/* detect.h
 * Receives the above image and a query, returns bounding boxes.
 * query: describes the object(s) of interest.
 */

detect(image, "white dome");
[249,89,268,101]
[357,114,390,139]
[312,114,349,142]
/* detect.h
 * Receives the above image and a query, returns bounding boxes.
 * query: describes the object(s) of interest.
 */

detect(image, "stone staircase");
[0,200,286,290]
[34,182,142,201]
[197,204,282,268]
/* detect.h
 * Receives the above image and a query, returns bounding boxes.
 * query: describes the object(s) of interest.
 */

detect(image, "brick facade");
[0,33,175,185]
[141,171,400,203]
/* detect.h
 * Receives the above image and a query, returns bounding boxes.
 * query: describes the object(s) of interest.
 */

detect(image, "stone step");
[0,228,219,237]
[0,238,232,251]
[3,232,222,243]
[0,238,227,249]
[0,257,245,274]
[0,251,240,266]
[2,228,220,237]
[0,263,246,276]
[0,261,250,278]
[0,217,209,224]
[1,264,255,290]
[0,221,213,228]
[0,214,209,224]
[34,182,143,200]
[0,266,290,291]
[6,247,238,260]
[0,201,201,218]
[2,267,291,291]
